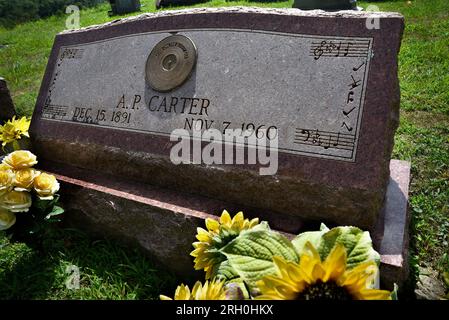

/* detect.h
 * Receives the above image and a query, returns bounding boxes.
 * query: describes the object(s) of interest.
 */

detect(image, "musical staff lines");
[310,39,371,60]
[42,104,68,120]
[294,128,356,153]
[60,48,85,61]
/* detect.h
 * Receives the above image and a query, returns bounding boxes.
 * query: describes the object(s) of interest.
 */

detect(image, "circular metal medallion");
[145,35,197,92]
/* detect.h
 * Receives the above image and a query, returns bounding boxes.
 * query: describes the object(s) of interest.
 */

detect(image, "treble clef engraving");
[313,40,327,60]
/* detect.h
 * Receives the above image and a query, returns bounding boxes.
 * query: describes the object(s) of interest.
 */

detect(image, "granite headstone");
[0,77,16,123]
[30,7,404,231]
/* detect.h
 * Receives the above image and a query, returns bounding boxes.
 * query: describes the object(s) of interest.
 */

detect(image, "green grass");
[0,225,176,299]
[393,110,449,282]
[1,0,449,298]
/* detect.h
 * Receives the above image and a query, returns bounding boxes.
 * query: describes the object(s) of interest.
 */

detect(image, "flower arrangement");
[160,210,396,300]
[0,116,64,231]
[0,151,63,231]
[0,115,63,232]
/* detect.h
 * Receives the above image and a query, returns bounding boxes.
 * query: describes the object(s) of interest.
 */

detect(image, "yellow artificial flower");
[12,116,30,135]
[191,210,259,279]
[3,150,37,169]
[0,208,16,230]
[0,116,30,147]
[0,190,32,213]
[160,279,227,300]
[34,172,60,200]
[0,168,14,195]
[217,210,260,233]
[13,168,40,192]
[0,163,12,171]
[256,242,391,300]
[160,284,191,300]
[0,123,18,147]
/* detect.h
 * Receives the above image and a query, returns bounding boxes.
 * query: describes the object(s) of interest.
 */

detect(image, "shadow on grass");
[0,237,56,299]
[0,219,177,300]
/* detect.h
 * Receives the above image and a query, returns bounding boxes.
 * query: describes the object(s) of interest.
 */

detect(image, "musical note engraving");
[311,39,370,60]
[42,104,69,120]
[295,128,355,152]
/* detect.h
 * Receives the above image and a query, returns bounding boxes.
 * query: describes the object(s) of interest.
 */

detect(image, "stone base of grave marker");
[47,159,410,290]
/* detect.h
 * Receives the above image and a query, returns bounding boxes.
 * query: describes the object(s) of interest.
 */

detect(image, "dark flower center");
[296,280,354,300]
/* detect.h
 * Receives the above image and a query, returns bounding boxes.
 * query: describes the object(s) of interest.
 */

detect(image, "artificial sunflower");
[160,278,227,300]
[191,210,259,279]
[256,242,391,300]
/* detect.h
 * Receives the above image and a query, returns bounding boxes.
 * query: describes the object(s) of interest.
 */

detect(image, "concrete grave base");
[374,159,411,290]
[50,159,410,290]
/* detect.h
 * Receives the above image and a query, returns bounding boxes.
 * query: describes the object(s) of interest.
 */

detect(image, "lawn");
[0,225,175,299]
[1,0,448,299]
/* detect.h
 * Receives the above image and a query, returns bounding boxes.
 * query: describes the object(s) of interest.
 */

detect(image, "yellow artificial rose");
[13,168,40,192]
[0,208,16,230]
[0,168,14,195]
[0,163,12,171]
[3,150,37,169]
[0,190,32,213]
[34,172,60,200]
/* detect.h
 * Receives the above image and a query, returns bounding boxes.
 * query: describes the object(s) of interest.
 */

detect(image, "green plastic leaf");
[211,259,239,281]
[293,225,380,270]
[320,226,380,269]
[208,222,270,281]
[291,223,329,255]
[45,205,65,220]
[33,198,51,212]
[220,229,299,290]
[245,221,270,232]
[391,283,399,300]
[33,195,61,213]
